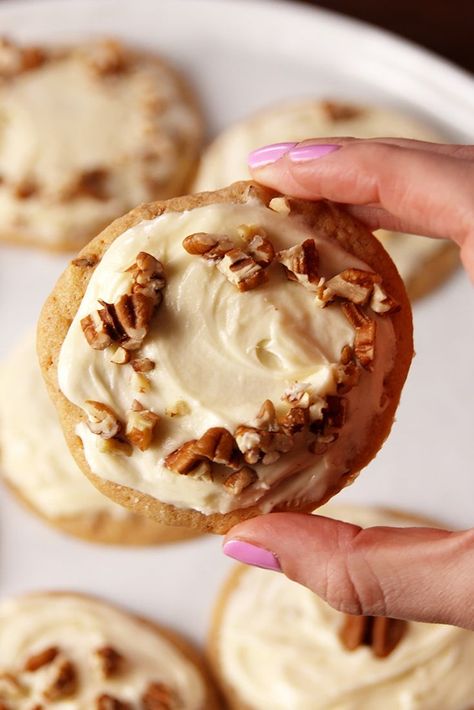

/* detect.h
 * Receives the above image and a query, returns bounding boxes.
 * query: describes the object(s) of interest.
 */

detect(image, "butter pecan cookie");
[193,99,458,299]
[0,332,200,545]
[209,505,474,710]
[0,592,219,709]
[38,181,413,534]
[0,37,202,251]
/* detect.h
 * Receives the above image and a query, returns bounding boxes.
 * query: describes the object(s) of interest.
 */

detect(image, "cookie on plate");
[0,36,202,251]
[0,332,200,545]
[209,504,474,710]
[38,181,413,534]
[193,99,458,299]
[0,591,219,709]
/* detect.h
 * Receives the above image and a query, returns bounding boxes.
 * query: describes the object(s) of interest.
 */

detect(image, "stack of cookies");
[0,32,463,710]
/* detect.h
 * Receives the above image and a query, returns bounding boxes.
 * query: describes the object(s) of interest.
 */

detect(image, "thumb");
[223,513,474,630]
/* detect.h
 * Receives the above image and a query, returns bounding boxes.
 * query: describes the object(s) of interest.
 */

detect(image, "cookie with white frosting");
[0,592,219,709]
[0,36,202,251]
[193,99,458,300]
[38,181,413,533]
[0,332,200,545]
[210,505,474,710]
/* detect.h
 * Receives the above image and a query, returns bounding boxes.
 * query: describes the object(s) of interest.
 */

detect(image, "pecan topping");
[235,424,293,466]
[370,282,399,314]
[223,466,258,495]
[131,371,151,393]
[269,196,291,215]
[182,232,234,260]
[341,302,376,370]
[217,248,268,292]
[282,382,326,423]
[141,681,178,710]
[14,178,38,200]
[164,441,209,476]
[193,427,241,468]
[73,168,109,201]
[320,269,379,306]
[24,646,59,672]
[339,614,407,658]
[126,401,160,451]
[276,239,319,290]
[97,437,133,457]
[254,399,279,432]
[110,346,131,365]
[132,357,155,373]
[85,400,121,439]
[96,695,131,710]
[94,646,123,679]
[0,37,45,78]
[43,659,77,701]
[81,252,165,351]
[84,39,128,75]
[165,400,190,417]
[321,100,364,122]
[72,254,99,268]
[324,395,347,430]
[280,406,308,434]
[237,225,275,267]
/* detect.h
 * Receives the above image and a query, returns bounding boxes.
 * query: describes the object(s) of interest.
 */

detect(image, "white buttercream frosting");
[58,196,396,515]
[217,505,474,710]
[0,593,206,709]
[0,332,124,518]
[0,39,201,248]
[192,99,448,285]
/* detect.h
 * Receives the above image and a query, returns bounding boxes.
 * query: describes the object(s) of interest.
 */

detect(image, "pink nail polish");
[223,540,281,571]
[248,142,296,169]
[288,143,340,162]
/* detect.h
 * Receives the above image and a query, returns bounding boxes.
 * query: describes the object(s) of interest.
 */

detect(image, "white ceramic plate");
[1,0,473,647]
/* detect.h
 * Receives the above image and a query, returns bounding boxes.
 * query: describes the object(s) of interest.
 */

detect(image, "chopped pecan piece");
[217,248,267,292]
[72,168,109,201]
[282,382,325,423]
[164,441,206,476]
[85,400,121,439]
[324,395,347,430]
[131,252,166,304]
[165,400,190,417]
[339,614,407,658]
[280,406,308,434]
[96,694,131,710]
[43,659,77,701]
[237,225,275,267]
[254,399,278,432]
[276,239,319,290]
[321,100,364,122]
[223,466,258,495]
[132,357,155,373]
[370,282,399,314]
[72,254,99,268]
[336,359,361,394]
[84,39,128,75]
[235,425,293,465]
[126,402,160,451]
[269,196,291,215]
[98,437,133,457]
[182,232,234,260]
[24,646,59,672]
[341,302,376,370]
[141,681,178,710]
[0,37,45,77]
[114,293,155,351]
[94,646,123,678]
[110,346,131,365]
[131,371,151,393]
[193,427,241,468]
[320,269,379,306]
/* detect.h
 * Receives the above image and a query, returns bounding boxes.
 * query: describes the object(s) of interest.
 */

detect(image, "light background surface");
[0,0,473,645]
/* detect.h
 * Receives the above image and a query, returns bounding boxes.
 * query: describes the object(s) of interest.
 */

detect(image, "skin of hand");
[222,138,474,630]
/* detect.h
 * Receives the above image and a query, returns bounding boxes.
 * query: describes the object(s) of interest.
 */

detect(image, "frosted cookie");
[0,332,200,545]
[193,99,458,299]
[0,592,219,709]
[210,505,474,710]
[38,181,413,534]
[0,37,202,251]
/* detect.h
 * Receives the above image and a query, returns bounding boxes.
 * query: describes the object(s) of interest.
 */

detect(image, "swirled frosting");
[217,505,474,710]
[0,593,206,709]
[58,195,396,514]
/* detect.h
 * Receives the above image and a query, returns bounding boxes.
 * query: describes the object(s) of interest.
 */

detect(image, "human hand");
[222,138,474,630]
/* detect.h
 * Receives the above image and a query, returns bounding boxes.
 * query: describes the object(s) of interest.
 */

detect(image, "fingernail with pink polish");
[248,142,296,169]
[288,143,340,162]
[223,540,281,571]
